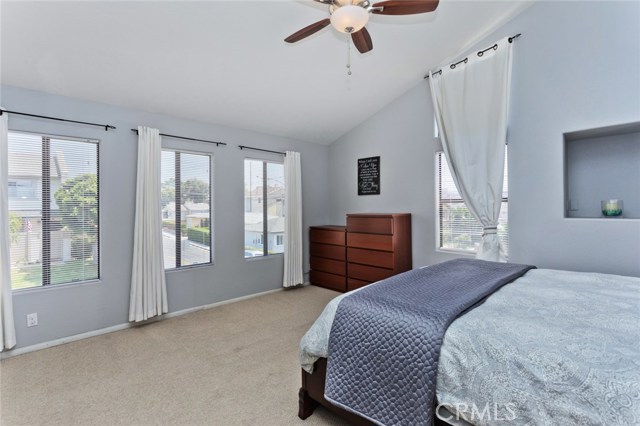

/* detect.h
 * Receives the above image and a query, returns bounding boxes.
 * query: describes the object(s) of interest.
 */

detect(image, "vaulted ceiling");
[0,1,532,144]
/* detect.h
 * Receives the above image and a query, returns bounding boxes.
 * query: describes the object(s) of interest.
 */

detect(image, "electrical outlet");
[26,313,38,328]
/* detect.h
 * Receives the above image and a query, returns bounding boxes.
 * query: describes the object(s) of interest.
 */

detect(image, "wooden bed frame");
[298,358,449,426]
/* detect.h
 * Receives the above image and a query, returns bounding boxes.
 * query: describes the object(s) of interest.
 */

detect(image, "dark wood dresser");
[346,213,412,291]
[309,214,412,292]
[309,226,347,292]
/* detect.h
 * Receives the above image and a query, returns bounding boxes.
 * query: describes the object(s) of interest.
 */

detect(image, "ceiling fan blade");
[372,0,439,15]
[351,27,373,54]
[313,0,334,3]
[284,18,331,43]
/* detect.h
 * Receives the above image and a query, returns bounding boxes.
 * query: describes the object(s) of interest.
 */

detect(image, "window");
[8,131,99,290]
[244,159,285,258]
[8,179,37,199]
[161,150,212,269]
[436,149,508,254]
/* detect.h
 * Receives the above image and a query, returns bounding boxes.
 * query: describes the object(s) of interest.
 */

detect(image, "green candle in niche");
[601,199,623,217]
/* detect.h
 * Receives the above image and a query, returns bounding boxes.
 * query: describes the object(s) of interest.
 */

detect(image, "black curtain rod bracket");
[131,129,226,146]
[238,145,286,156]
[424,33,522,79]
[0,109,116,131]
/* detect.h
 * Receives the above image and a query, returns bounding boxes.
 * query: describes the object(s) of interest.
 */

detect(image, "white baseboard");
[1,287,288,359]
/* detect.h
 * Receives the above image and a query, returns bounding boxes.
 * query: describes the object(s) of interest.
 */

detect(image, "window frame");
[161,148,214,272]
[434,149,508,255]
[243,157,285,260]
[8,130,101,291]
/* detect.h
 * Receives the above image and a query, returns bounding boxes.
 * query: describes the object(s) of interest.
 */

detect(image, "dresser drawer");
[310,243,345,261]
[347,278,371,291]
[347,247,394,269]
[310,270,346,292]
[347,216,393,235]
[310,257,345,276]
[310,228,345,246]
[348,263,393,283]
[347,233,393,251]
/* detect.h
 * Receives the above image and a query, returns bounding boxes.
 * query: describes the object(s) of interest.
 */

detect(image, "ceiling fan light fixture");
[330,5,370,34]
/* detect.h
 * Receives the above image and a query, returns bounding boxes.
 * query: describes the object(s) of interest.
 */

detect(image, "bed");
[298,261,640,426]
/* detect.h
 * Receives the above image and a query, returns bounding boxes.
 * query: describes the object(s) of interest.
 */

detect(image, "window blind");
[243,159,285,258]
[8,131,99,289]
[160,150,212,269]
[437,149,509,254]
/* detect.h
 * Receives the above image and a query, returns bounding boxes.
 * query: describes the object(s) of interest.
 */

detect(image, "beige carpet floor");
[0,285,351,426]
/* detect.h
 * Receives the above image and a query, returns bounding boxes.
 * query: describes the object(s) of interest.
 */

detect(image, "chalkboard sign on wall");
[358,156,380,195]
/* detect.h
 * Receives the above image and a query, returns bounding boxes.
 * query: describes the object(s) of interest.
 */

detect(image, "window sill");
[165,263,214,274]
[435,248,477,257]
[244,253,284,262]
[12,278,102,294]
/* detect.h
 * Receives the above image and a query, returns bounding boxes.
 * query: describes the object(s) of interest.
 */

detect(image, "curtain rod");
[238,145,286,156]
[0,109,116,131]
[130,129,226,146]
[423,33,521,80]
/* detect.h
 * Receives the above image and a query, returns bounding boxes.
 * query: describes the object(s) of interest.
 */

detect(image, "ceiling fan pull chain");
[346,38,352,76]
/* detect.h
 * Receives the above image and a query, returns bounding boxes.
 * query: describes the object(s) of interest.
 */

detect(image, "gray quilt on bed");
[324,258,535,426]
[436,268,640,426]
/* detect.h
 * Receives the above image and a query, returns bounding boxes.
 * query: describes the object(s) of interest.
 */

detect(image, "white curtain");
[429,37,513,262]
[129,126,168,322]
[0,111,16,350]
[283,151,304,287]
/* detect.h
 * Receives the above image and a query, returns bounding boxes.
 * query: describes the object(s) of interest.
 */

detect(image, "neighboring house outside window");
[244,159,285,258]
[436,149,509,255]
[7,131,100,290]
[160,150,212,269]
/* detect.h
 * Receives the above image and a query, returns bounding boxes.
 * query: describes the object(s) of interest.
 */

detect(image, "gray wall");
[1,85,330,349]
[328,1,640,276]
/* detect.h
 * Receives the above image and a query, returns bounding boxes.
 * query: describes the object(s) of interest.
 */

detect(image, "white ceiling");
[0,0,532,145]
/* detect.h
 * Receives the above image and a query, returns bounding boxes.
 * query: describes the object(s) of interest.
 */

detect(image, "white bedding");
[299,268,640,426]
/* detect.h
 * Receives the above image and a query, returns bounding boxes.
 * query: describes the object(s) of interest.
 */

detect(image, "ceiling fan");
[284,0,440,54]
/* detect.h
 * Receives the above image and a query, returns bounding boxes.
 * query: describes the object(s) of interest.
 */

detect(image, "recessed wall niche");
[564,122,640,219]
